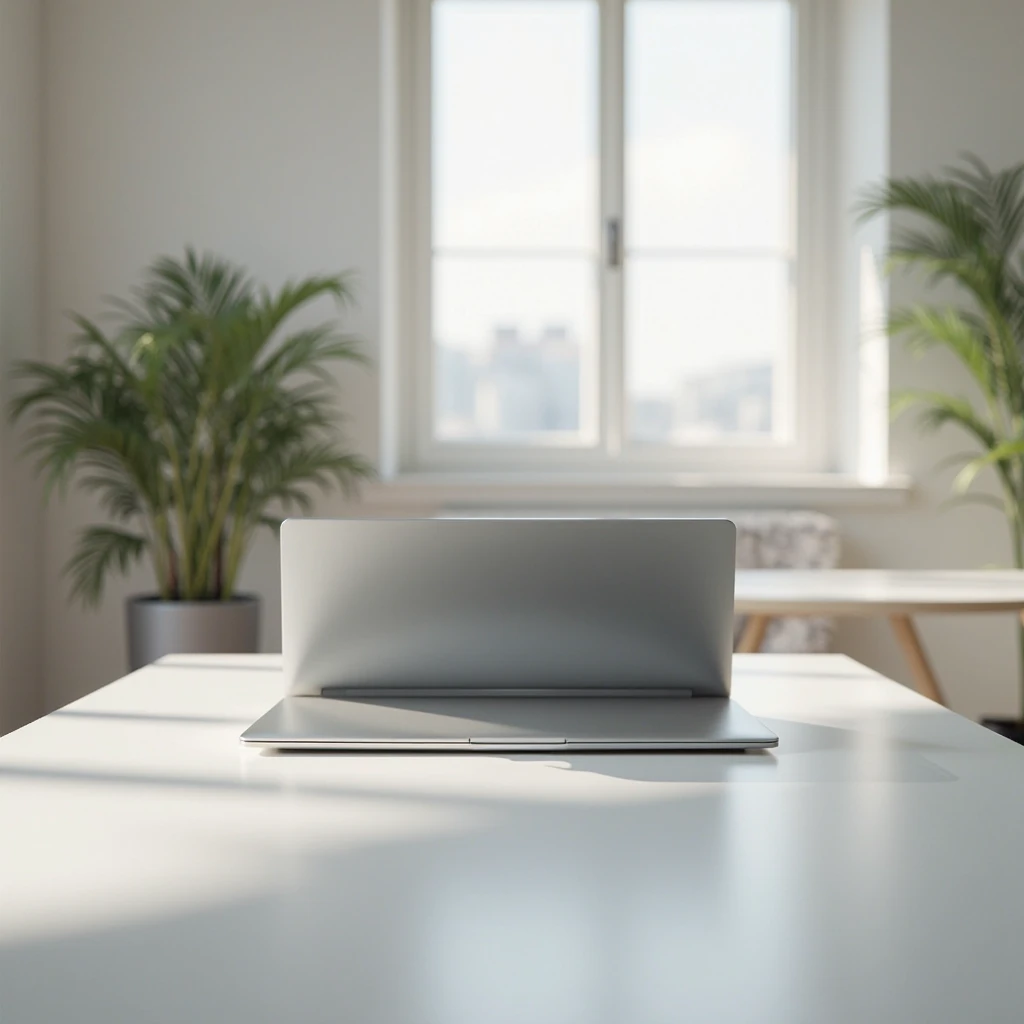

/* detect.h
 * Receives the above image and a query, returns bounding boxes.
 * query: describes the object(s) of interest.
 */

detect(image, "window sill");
[359,472,913,512]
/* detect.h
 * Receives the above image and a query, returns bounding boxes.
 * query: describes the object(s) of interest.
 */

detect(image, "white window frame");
[390,0,836,477]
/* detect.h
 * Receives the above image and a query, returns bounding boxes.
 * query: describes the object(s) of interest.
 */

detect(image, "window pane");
[433,1,599,251]
[626,0,792,250]
[434,257,597,441]
[626,258,788,442]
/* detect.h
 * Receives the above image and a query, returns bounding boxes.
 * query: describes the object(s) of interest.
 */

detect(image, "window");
[404,0,826,474]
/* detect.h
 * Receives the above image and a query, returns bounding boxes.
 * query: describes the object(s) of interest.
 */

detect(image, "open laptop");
[241,518,777,751]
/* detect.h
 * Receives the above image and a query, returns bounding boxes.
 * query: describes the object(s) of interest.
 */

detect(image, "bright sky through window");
[430,0,793,445]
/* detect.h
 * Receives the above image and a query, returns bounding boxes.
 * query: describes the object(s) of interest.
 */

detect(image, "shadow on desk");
[529,732,956,785]
[263,715,957,785]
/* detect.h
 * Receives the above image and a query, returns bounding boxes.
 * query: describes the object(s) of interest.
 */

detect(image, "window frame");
[395,0,835,476]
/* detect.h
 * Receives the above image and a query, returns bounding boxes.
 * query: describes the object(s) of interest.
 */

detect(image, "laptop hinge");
[320,686,695,699]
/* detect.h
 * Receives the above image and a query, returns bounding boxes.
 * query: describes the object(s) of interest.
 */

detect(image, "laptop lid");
[280,518,736,698]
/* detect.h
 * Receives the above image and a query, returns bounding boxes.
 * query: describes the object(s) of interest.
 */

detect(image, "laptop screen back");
[281,518,736,698]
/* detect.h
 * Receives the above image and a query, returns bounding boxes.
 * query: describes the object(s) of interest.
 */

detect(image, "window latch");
[606,217,621,269]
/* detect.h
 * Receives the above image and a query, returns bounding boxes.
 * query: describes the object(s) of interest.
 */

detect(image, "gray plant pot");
[126,595,260,670]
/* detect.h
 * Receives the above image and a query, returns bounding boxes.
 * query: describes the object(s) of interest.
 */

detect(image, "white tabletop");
[735,568,1024,615]
[2,654,1023,1024]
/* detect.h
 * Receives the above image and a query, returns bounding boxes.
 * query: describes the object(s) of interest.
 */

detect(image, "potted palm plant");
[860,154,1024,742]
[10,249,371,669]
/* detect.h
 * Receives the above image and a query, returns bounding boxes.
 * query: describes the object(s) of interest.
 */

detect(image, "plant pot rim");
[128,593,260,607]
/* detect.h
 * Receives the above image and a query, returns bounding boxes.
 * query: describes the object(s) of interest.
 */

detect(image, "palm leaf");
[857,177,985,249]
[888,305,995,392]
[952,438,1024,494]
[946,155,1024,257]
[65,527,149,607]
[890,390,997,448]
[259,273,355,332]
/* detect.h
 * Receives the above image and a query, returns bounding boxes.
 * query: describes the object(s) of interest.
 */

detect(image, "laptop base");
[240,694,778,751]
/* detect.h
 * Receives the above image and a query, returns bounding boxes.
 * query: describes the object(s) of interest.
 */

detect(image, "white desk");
[735,569,1024,706]
[2,654,1023,1024]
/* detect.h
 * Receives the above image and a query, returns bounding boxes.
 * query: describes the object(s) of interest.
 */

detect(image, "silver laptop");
[241,518,777,751]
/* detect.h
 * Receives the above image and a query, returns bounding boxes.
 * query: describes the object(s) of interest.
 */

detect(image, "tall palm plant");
[10,249,372,605]
[860,157,1024,556]
[860,155,1024,715]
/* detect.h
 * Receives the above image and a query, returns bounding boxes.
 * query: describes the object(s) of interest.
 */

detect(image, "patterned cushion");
[733,511,840,653]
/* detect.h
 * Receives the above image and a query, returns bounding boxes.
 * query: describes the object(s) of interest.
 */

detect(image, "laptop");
[241,518,777,751]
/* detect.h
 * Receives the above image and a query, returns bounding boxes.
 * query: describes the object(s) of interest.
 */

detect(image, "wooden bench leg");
[889,615,947,706]
[737,615,772,654]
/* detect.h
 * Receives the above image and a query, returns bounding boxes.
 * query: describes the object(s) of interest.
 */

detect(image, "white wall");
[37,0,1024,722]
[42,0,382,709]
[0,0,43,732]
